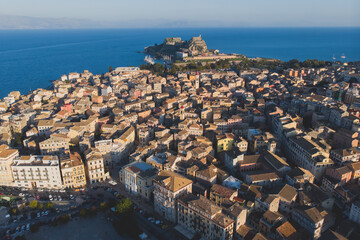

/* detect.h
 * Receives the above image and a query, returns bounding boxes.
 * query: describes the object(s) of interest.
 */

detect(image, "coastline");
[0,27,359,98]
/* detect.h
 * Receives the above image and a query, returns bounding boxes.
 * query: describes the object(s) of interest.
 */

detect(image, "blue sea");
[0,28,359,98]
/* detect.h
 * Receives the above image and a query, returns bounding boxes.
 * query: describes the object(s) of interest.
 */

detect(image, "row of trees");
[9,201,54,216]
[29,200,54,210]
[283,59,329,69]
[140,60,233,75]
[139,57,330,76]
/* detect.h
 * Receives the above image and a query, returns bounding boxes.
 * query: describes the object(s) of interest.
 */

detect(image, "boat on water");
[144,55,155,65]
[332,54,336,60]
[341,54,346,59]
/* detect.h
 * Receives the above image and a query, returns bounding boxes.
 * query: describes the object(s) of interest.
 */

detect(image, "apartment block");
[0,146,19,186]
[86,153,105,183]
[153,170,192,222]
[11,155,62,189]
[39,133,70,156]
[178,194,235,240]
[60,152,86,189]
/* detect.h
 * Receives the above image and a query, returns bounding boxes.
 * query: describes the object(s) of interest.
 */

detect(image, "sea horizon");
[1,26,359,30]
[0,27,359,97]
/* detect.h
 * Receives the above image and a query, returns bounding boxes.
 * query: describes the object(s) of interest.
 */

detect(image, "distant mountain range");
[0,15,253,29]
[0,14,358,29]
[0,15,109,29]
[0,15,214,29]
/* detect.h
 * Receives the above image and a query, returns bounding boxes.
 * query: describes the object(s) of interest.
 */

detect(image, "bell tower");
[180,105,185,120]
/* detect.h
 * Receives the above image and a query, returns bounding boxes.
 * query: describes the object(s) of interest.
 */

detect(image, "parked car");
[49,195,53,201]
[70,194,74,200]
[109,180,117,186]
[26,224,30,231]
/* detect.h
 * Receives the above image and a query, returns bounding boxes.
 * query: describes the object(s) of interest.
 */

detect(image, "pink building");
[61,103,72,115]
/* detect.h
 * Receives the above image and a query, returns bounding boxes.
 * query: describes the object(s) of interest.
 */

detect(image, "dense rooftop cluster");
[1,61,360,239]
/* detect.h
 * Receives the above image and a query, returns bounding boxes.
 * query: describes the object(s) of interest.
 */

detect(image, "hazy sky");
[1,0,359,27]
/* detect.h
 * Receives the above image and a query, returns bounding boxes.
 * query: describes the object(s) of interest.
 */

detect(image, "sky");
[0,0,359,28]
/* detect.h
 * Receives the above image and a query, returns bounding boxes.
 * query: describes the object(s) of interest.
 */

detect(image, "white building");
[86,153,105,184]
[291,207,324,239]
[11,155,62,189]
[285,136,333,179]
[153,170,192,223]
[119,161,158,200]
[68,72,80,81]
[0,146,19,186]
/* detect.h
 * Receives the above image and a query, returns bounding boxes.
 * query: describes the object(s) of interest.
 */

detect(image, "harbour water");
[0,27,359,97]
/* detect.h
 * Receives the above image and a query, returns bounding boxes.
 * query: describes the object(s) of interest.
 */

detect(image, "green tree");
[113,198,139,237]
[100,202,108,211]
[109,66,113,72]
[115,198,133,218]
[37,203,43,210]
[45,202,54,209]
[29,200,38,209]
[13,133,22,146]
[11,208,19,215]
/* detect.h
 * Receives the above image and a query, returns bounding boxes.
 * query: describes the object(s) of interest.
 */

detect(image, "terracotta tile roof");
[264,151,289,170]
[211,184,237,198]
[278,184,297,202]
[332,147,360,157]
[253,233,268,240]
[0,149,18,159]
[249,172,280,182]
[236,224,253,238]
[154,170,192,192]
[212,212,235,228]
[276,221,296,239]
